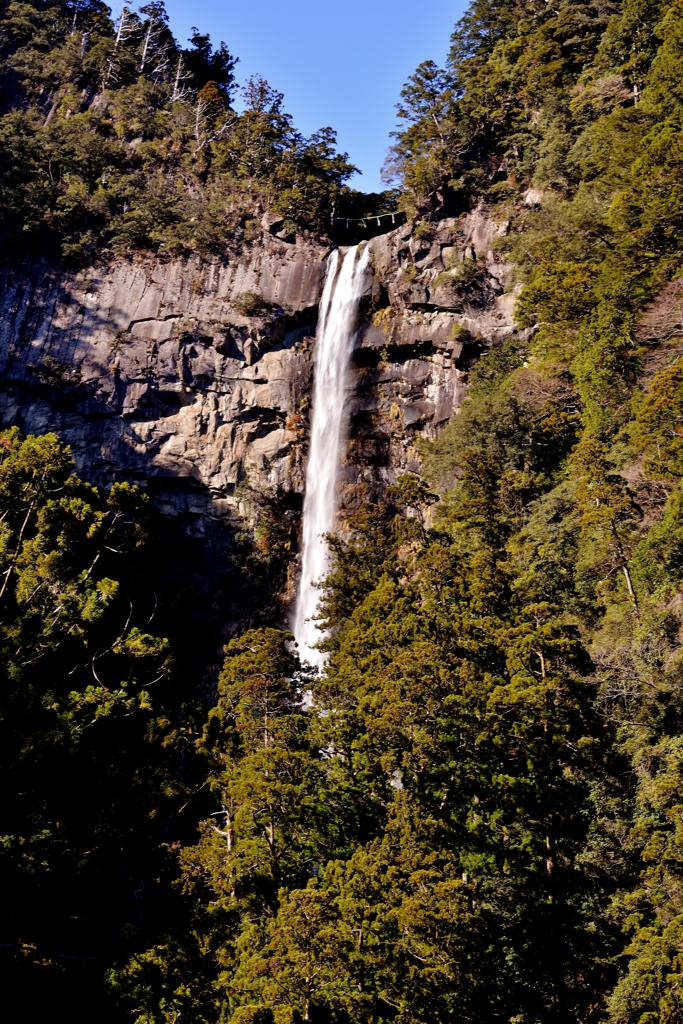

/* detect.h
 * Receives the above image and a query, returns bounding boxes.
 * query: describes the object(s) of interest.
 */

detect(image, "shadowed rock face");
[0,206,525,529]
[0,237,325,527]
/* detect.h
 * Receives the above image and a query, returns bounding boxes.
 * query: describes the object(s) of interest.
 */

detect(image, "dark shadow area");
[354,341,438,367]
[0,480,301,1022]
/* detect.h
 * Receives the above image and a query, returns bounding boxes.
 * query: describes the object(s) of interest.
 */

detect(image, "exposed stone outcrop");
[0,235,325,526]
[0,206,523,526]
[343,207,519,504]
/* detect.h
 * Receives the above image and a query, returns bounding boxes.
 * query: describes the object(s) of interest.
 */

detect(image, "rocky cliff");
[0,207,523,534]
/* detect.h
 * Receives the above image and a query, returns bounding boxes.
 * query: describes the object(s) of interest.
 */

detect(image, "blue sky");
[160,0,466,192]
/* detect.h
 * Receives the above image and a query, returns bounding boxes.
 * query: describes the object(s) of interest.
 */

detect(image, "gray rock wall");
[0,206,524,527]
[0,237,325,527]
[344,206,521,505]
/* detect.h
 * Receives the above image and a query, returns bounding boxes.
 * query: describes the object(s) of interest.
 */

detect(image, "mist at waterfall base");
[293,245,370,668]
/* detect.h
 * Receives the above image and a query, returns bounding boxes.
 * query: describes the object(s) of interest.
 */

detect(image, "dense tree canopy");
[0,0,363,262]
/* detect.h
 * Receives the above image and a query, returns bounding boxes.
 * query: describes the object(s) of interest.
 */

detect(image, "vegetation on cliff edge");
[0,0,367,263]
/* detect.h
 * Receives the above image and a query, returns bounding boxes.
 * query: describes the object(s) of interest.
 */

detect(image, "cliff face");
[0,233,324,531]
[0,207,522,530]
[344,208,517,507]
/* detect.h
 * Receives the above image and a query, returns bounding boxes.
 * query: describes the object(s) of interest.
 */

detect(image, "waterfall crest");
[293,244,370,668]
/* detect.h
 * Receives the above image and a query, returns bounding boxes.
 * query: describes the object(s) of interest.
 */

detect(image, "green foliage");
[0,1,357,263]
[412,218,432,239]
[0,428,158,682]
[121,475,615,1020]
[0,426,183,1017]
[572,306,638,438]
[632,359,683,477]
[631,490,683,599]
[386,0,619,200]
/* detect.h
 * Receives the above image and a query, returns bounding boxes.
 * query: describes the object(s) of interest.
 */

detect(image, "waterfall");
[293,244,370,668]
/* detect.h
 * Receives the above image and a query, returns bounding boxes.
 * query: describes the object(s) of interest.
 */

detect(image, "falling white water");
[293,244,370,668]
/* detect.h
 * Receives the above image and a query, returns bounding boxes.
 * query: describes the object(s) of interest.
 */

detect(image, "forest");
[3,0,683,1022]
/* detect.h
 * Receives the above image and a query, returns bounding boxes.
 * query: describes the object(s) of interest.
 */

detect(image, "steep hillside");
[0,0,388,263]
[4,1,683,1023]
